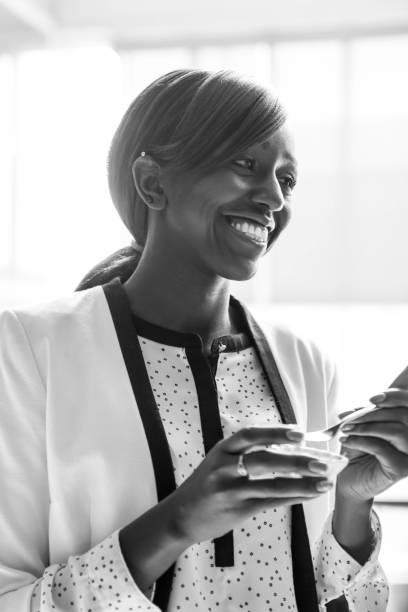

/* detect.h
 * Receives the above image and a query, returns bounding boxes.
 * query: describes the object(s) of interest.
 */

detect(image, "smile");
[225,216,270,246]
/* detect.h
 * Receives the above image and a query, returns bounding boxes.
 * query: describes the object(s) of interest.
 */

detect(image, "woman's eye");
[280,176,297,192]
[233,158,255,171]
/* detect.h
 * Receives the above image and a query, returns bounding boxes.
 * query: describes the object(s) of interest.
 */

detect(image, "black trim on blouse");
[102,279,177,610]
[130,308,252,356]
[102,278,319,612]
[130,289,253,568]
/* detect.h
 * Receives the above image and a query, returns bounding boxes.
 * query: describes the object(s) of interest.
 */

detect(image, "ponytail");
[75,246,141,291]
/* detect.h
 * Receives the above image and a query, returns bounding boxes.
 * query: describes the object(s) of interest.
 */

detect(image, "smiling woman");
[77,70,293,293]
[1,68,400,612]
[108,70,290,252]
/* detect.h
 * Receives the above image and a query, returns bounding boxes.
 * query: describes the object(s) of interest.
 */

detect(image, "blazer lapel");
[233,297,298,425]
[231,296,320,612]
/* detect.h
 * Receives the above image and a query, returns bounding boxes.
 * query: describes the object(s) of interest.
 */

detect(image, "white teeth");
[227,217,268,243]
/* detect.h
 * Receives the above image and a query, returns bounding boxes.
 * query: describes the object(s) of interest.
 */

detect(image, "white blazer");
[0,280,349,609]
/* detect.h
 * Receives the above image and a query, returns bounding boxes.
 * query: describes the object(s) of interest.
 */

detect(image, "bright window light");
[0,55,14,270]
[121,47,193,104]
[14,45,130,285]
[273,40,344,121]
[195,43,273,85]
[350,35,408,171]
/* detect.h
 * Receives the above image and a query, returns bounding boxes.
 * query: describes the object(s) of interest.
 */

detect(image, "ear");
[131,155,166,211]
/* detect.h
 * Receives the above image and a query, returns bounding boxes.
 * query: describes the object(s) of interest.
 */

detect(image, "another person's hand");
[170,426,332,544]
[336,389,408,501]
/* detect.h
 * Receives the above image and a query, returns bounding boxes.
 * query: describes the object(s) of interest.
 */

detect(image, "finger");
[339,435,408,474]
[243,450,330,477]
[223,425,304,454]
[244,495,326,514]
[237,476,333,499]
[340,445,362,461]
[389,366,408,389]
[338,407,366,420]
[346,406,408,426]
[340,421,408,453]
[369,389,408,407]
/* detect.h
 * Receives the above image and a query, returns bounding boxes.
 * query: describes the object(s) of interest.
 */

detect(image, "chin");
[219,262,259,282]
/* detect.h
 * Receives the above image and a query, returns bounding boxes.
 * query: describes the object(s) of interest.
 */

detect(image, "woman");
[1,69,407,612]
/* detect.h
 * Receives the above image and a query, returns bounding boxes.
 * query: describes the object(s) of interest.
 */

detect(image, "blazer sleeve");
[0,309,159,611]
[312,352,389,612]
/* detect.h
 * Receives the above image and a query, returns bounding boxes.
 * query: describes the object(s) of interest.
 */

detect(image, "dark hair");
[76,246,141,291]
[76,68,290,292]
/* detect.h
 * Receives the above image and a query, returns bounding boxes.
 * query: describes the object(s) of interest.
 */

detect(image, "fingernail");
[286,430,304,442]
[369,393,386,404]
[316,480,333,492]
[309,460,328,474]
[341,424,354,432]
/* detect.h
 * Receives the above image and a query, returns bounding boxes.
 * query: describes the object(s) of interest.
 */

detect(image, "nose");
[251,175,285,213]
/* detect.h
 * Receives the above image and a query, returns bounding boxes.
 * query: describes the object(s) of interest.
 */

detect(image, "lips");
[225,215,276,239]
[224,213,276,233]
[223,216,268,248]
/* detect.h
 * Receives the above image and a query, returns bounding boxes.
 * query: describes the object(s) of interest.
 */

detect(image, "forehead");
[253,125,297,166]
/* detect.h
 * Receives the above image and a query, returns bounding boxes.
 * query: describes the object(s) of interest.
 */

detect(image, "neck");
[123,247,241,352]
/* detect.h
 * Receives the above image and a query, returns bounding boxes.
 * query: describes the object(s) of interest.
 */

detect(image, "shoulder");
[252,316,340,428]
[0,284,105,343]
[269,321,331,364]
[255,316,337,387]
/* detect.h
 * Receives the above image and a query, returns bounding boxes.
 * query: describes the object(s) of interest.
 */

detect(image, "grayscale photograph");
[0,1,407,611]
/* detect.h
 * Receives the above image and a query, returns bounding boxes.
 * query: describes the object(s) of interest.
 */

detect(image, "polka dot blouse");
[30,332,388,612]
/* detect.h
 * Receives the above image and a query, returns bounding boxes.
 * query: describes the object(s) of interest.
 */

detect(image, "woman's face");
[159,123,297,282]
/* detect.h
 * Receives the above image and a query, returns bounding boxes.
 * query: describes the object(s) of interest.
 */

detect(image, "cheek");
[196,167,249,192]
[169,173,250,238]
[205,174,248,201]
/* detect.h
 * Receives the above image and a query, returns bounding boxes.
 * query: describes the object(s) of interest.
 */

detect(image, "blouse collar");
[130,309,252,354]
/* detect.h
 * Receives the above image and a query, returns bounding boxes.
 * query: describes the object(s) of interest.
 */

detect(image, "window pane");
[0,55,14,269]
[15,46,130,285]
[274,40,344,121]
[350,35,408,120]
[350,35,408,170]
[121,47,193,104]
[273,41,344,174]
[195,43,273,84]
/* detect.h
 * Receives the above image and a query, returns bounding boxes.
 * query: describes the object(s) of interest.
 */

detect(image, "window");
[1,36,407,581]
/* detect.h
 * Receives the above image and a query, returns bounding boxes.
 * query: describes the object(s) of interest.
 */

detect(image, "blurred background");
[0,1,407,608]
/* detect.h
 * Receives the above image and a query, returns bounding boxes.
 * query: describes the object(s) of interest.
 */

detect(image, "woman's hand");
[336,389,408,502]
[169,425,332,545]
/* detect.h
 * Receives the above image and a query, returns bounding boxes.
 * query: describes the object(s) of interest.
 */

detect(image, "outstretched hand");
[336,389,408,501]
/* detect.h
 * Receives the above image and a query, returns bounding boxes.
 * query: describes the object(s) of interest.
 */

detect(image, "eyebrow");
[283,154,298,169]
[259,142,298,168]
